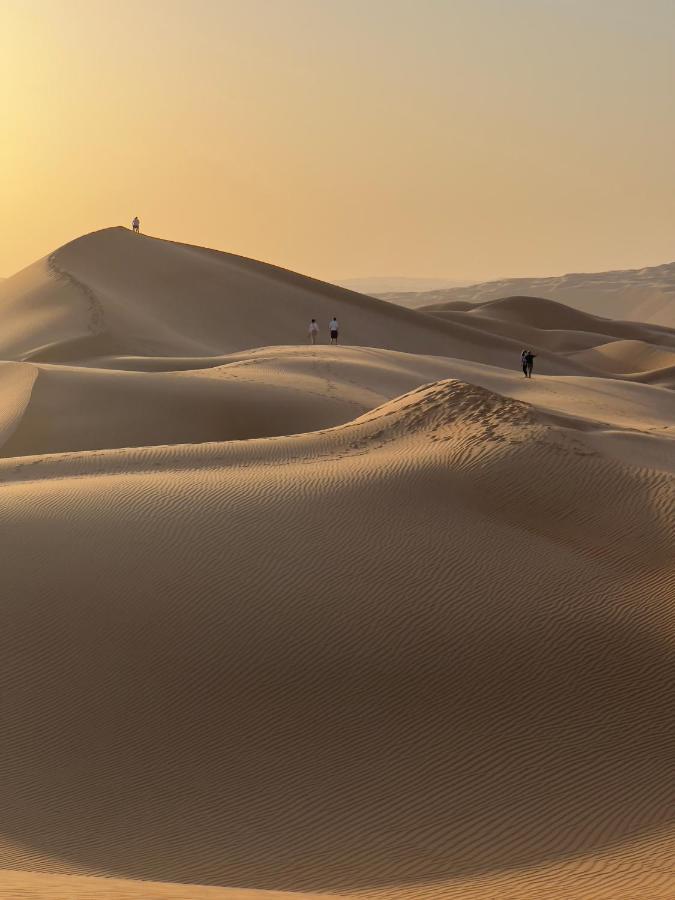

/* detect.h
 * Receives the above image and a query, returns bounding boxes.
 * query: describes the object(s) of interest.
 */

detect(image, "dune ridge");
[377,261,675,326]
[419,296,675,387]
[1,348,672,465]
[0,230,673,900]
[1,381,673,896]
[0,229,525,367]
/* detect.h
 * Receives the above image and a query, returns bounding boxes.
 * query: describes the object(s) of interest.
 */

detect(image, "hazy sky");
[2,0,675,282]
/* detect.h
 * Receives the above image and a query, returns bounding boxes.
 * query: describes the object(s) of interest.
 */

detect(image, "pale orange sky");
[2,0,675,283]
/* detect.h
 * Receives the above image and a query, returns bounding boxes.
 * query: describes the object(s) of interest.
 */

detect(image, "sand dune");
[0,358,365,457]
[0,232,673,900]
[568,338,675,374]
[0,229,533,369]
[0,362,38,447]
[378,261,675,327]
[425,294,675,343]
[422,294,675,348]
[338,277,468,298]
[0,380,673,898]
[2,347,673,460]
[419,296,675,386]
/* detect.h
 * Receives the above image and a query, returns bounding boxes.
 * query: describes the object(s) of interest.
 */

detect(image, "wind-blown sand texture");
[0,229,673,899]
[377,261,675,327]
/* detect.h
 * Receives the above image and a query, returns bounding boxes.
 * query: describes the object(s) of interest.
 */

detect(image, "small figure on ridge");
[329,316,339,345]
[132,216,140,234]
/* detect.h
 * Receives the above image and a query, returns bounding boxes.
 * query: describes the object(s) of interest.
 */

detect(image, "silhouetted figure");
[132,217,140,233]
[308,319,319,345]
[521,350,528,377]
[329,316,339,345]
[525,350,536,378]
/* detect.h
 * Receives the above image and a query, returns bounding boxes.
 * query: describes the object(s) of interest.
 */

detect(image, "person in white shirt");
[329,316,339,345]
[308,319,319,345]
[132,216,140,233]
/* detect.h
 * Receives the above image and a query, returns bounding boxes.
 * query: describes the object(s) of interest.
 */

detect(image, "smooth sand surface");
[2,350,673,467]
[378,261,675,327]
[0,228,525,367]
[0,230,673,899]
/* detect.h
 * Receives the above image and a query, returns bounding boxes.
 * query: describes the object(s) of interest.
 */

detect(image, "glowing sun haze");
[2,0,675,282]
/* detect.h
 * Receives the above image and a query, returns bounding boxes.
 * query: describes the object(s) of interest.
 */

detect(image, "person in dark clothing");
[521,350,528,377]
[525,350,536,378]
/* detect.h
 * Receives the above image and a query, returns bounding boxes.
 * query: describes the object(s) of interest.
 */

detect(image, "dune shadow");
[0,595,673,891]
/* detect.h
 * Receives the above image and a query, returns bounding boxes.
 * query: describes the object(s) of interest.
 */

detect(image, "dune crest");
[0,229,525,367]
[0,232,673,900]
[377,261,675,327]
[1,379,673,896]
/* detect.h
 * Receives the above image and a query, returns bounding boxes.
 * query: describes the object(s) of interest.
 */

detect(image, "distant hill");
[378,262,675,327]
[338,276,469,301]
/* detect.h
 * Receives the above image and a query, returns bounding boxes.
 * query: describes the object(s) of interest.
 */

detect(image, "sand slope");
[0,229,536,369]
[420,296,675,386]
[0,233,673,900]
[0,358,365,457]
[422,295,675,344]
[0,379,672,898]
[1,348,673,463]
[568,338,675,377]
[378,261,675,326]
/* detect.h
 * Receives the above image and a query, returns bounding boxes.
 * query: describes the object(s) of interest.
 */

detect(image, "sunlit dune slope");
[0,380,672,896]
[568,338,675,374]
[2,830,674,900]
[2,347,673,459]
[422,294,675,347]
[0,228,544,368]
[419,296,675,385]
[0,358,365,457]
[0,232,673,900]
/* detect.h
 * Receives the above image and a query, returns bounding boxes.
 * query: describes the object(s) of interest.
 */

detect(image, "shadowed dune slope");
[0,358,365,458]
[418,296,675,385]
[421,295,675,347]
[568,338,675,374]
[0,228,558,370]
[380,261,675,326]
[0,233,673,900]
[0,381,672,897]
[0,362,38,446]
[2,348,673,460]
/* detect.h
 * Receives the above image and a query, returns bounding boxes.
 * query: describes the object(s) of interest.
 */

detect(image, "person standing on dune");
[521,350,528,377]
[308,319,319,345]
[329,316,339,345]
[132,216,140,233]
[525,350,536,378]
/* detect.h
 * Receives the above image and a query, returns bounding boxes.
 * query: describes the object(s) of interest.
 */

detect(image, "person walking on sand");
[521,350,528,377]
[329,316,339,345]
[308,318,319,345]
[525,350,536,378]
[132,216,140,233]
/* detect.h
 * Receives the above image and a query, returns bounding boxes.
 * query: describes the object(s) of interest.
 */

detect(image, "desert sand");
[377,261,675,327]
[0,228,673,900]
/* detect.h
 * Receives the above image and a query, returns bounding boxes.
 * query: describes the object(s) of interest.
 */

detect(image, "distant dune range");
[0,229,673,900]
[377,261,675,327]
[337,276,469,300]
